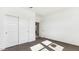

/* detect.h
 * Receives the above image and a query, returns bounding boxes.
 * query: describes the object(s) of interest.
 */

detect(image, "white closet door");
[5,15,18,47]
[19,18,28,44]
[0,16,6,50]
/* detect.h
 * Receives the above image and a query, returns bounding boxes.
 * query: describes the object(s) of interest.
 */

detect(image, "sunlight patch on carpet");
[30,44,44,51]
[41,40,52,46]
[30,40,64,51]
[41,48,49,51]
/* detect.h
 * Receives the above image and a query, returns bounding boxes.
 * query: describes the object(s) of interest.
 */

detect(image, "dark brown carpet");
[3,37,79,51]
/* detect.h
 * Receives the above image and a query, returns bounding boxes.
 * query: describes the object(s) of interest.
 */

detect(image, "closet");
[4,15,29,48]
[0,8,35,50]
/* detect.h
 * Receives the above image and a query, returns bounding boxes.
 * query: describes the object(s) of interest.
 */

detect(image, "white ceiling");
[31,7,65,17]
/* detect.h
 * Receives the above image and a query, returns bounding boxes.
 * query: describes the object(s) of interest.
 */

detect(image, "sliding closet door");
[5,15,18,47]
[19,18,28,44]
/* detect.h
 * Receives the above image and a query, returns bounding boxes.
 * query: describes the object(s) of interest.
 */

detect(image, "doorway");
[35,22,39,38]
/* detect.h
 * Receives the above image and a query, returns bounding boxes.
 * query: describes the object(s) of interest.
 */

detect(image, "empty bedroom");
[0,7,79,51]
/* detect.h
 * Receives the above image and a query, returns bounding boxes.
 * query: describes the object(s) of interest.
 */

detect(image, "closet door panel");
[5,15,18,47]
[0,16,6,50]
[19,19,28,44]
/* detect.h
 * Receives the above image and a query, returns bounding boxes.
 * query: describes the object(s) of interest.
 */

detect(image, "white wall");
[39,8,79,46]
[35,14,42,22]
